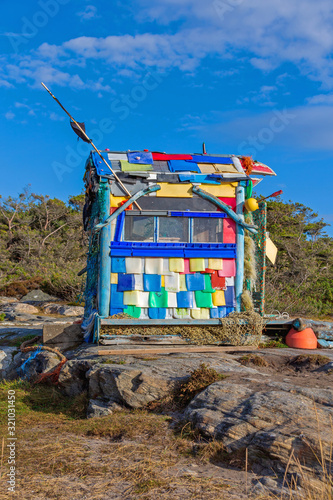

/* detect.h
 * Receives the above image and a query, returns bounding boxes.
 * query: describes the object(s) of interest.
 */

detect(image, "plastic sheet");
[164,273,180,292]
[125,257,144,274]
[143,274,162,292]
[212,290,226,306]
[189,258,206,272]
[195,290,213,308]
[123,290,141,305]
[169,257,185,273]
[145,257,164,274]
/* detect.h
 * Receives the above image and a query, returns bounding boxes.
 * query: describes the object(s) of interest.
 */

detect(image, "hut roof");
[90,150,276,183]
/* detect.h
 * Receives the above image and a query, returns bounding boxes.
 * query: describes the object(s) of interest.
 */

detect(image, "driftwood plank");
[99,335,189,345]
[98,346,258,356]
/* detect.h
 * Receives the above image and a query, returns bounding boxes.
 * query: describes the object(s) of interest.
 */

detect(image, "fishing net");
[82,180,109,340]
[100,310,264,346]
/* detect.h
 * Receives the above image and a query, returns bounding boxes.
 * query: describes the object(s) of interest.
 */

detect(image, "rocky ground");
[1,293,333,499]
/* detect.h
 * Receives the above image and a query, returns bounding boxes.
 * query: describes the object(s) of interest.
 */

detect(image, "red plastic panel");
[251,162,276,176]
[218,197,237,210]
[223,218,236,243]
[179,258,195,275]
[218,259,236,277]
[211,271,226,290]
[152,153,193,161]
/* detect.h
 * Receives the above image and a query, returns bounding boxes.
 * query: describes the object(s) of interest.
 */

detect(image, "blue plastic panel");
[111,257,126,273]
[187,155,233,164]
[127,151,153,164]
[185,273,205,291]
[210,308,219,318]
[110,241,236,259]
[117,274,135,291]
[149,308,167,319]
[92,152,114,175]
[143,274,162,292]
[218,306,227,318]
[114,212,125,242]
[225,286,236,307]
[168,160,200,172]
[109,307,123,316]
[110,284,124,308]
[177,291,194,308]
[178,174,221,184]
[169,212,226,218]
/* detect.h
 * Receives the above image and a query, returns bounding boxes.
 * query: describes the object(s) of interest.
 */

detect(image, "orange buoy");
[285,328,317,349]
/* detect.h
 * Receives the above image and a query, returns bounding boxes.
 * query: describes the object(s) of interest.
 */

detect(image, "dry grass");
[0,380,332,500]
[148,363,226,412]
[0,379,234,499]
[238,353,269,367]
[289,354,331,368]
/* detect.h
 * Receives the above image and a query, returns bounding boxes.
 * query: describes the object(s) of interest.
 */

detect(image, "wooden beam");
[98,346,258,356]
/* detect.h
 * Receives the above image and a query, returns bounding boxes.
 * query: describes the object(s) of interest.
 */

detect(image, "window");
[159,217,189,242]
[124,216,154,242]
[193,218,223,243]
[123,214,224,243]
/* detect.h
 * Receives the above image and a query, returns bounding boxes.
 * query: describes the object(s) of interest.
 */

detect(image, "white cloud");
[5,111,15,120]
[76,5,100,21]
[1,0,333,93]
[49,112,65,121]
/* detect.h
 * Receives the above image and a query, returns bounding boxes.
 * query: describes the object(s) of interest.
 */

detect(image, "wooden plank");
[100,335,188,345]
[98,346,258,356]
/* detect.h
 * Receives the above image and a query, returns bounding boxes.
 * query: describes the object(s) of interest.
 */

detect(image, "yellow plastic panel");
[156,183,193,197]
[190,308,210,319]
[123,291,140,306]
[174,308,191,319]
[179,275,187,291]
[197,163,216,173]
[266,237,278,265]
[189,258,206,272]
[161,275,165,287]
[110,196,129,207]
[212,290,226,306]
[110,273,118,284]
[199,183,237,197]
[169,258,185,273]
[213,163,238,173]
[208,258,223,270]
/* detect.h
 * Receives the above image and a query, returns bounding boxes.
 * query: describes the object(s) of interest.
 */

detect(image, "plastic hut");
[82,150,276,342]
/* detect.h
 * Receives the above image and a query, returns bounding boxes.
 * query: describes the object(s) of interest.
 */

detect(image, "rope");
[20,336,67,385]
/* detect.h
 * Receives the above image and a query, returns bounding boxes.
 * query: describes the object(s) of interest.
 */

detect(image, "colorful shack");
[82,150,276,342]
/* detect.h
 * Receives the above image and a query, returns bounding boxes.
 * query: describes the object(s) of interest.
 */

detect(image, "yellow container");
[208,258,223,270]
[212,290,226,306]
[189,258,206,272]
[123,291,140,306]
[110,273,118,284]
[169,257,185,273]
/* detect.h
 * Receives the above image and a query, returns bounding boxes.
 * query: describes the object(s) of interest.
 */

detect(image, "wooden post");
[98,179,112,318]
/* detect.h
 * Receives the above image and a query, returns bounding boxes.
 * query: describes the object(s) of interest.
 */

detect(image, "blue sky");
[1,0,333,234]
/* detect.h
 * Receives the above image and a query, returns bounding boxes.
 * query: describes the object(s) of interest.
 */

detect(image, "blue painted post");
[235,182,245,312]
[98,179,111,317]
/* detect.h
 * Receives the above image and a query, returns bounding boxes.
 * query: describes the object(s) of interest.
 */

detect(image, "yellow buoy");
[244,197,259,212]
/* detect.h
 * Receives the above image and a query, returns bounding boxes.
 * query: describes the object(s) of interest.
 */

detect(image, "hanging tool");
[41,82,142,210]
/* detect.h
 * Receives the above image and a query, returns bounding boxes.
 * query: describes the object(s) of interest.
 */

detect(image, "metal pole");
[235,182,245,312]
[41,82,142,210]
